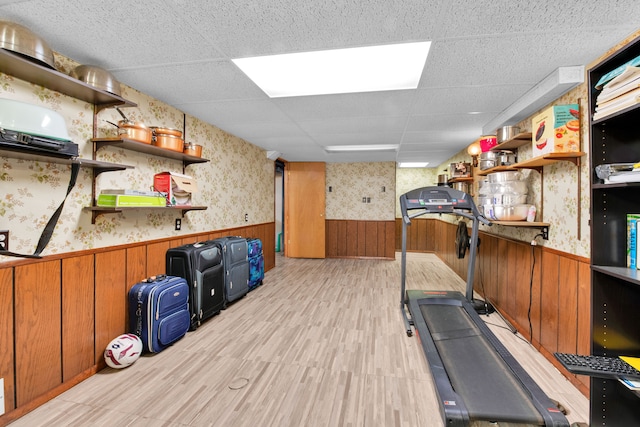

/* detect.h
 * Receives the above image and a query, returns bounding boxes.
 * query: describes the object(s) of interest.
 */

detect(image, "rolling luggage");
[166,241,225,330]
[246,237,264,290]
[128,275,190,353]
[212,236,249,304]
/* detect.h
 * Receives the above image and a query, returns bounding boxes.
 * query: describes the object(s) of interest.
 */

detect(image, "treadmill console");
[400,187,474,214]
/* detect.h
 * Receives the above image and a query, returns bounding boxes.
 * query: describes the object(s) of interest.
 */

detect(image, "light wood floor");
[9,253,589,426]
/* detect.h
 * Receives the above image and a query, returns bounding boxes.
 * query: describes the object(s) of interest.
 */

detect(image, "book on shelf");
[604,171,640,183]
[627,214,640,269]
[620,377,640,390]
[593,66,640,120]
[596,86,640,110]
[100,189,163,197]
[593,94,640,120]
[597,79,640,104]
[601,65,640,91]
[595,55,640,89]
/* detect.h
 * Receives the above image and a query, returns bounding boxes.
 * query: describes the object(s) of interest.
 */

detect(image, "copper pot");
[117,120,152,144]
[153,134,184,152]
[150,126,182,138]
[183,142,202,157]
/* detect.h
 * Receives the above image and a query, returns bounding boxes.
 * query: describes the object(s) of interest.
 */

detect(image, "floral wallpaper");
[0,53,273,260]
[0,48,598,262]
[395,84,590,258]
[326,162,396,220]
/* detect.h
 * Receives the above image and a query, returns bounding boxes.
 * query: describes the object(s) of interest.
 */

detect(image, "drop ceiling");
[2,0,640,165]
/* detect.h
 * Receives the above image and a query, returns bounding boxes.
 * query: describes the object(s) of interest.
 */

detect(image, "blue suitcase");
[246,238,264,290]
[128,275,190,353]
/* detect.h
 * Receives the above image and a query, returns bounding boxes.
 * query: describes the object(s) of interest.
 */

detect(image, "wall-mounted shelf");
[0,147,133,174]
[92,137,209,166]
[448,177,474,183]
[477,152,585,175]
[85,205,207,223]
[513,152,585,172]
[0,49,136,108]
[88,138,209,223]
[491,132,533,151]
[489,220,550,239]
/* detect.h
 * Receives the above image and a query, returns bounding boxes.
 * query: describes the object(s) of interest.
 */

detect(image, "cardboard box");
[153,172,198,206]
[96,194,167,207]
[531,104,580,156]
[450,162,472,178]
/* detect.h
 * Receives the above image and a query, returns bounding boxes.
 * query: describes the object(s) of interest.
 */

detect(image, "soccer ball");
[104,334,143,369]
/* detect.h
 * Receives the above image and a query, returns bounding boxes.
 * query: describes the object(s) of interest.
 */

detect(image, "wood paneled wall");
[326,220,395,259]
[395,217,436,253]
[0,222,275,426]
[396,218,591,396]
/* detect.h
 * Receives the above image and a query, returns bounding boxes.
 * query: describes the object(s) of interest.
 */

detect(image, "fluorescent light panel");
[325,144,399,152]
[233,41,431,98]
[482,66,584,134]
[398,162,429,168]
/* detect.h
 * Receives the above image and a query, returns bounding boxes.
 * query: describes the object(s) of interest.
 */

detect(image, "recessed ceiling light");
[233,41,431,98]
[398,162,429,168]
[325,144,399,152]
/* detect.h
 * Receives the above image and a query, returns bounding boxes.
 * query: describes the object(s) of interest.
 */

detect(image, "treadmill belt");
[420,304,543,424]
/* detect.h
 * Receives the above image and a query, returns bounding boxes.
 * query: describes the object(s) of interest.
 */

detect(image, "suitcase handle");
[143,274,166,283]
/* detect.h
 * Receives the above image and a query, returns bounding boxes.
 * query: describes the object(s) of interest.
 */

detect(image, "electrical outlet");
[175,219,181,231]
[245,213,249,222]
[0,230,8,251]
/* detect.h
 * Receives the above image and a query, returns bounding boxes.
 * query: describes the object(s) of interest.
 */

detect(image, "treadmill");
[400,186,569,427]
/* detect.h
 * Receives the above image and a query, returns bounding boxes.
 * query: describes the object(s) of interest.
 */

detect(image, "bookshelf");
[588,34,640,424]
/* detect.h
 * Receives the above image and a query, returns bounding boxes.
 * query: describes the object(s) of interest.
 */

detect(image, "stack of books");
[627,213,640,269]
[594,65,640,120]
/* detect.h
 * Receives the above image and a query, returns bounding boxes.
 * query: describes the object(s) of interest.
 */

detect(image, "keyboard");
[554,352,640,380]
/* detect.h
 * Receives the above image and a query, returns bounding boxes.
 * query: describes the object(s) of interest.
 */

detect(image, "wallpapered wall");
[1,48,591,261]
[0,53,274,260]
[326,162,396,220]
[395,83,590,259]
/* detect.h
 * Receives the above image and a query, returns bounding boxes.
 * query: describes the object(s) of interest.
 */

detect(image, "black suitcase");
[128,275,190,353]
[212,236,249,304]
[166,241,225,330]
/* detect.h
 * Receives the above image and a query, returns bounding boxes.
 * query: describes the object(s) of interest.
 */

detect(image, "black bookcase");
[588,35,640,425]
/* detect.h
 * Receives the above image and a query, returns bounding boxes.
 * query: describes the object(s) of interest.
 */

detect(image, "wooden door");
[285,162,326,258]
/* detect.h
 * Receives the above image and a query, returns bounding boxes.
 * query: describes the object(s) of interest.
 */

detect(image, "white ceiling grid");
[1,0,640,165]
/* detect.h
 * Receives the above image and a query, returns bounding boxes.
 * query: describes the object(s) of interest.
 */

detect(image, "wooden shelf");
[0,148,133,174]
[592,265,640,287]
[489,220,550,239]
[491,132,532,151]
[0,49,136,108]
[85,205,207,223]
[476,165,519,176]
[448,177,474,183]
[477,152,585,175]
[92,137,209,166]
[513,152,585,171]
